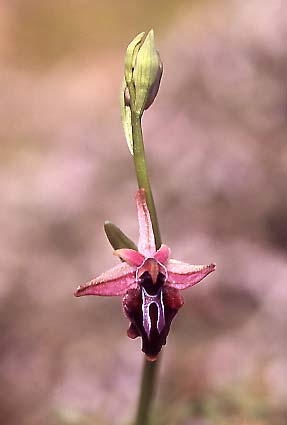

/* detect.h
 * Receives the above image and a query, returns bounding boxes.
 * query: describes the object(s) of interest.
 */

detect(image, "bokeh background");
[0,1,285,424]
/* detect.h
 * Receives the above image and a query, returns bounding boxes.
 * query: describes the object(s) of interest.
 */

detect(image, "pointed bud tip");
[147,28,154,39]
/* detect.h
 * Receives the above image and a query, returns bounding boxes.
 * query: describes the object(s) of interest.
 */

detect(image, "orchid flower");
[75,189,215,360]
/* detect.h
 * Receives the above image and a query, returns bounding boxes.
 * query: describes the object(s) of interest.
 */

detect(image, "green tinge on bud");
[104,221,138,251]
[133,30,162,115]
[121,32,145,155]
[124,32,145,85]
[121,30,163,154]
[143,51,163,110]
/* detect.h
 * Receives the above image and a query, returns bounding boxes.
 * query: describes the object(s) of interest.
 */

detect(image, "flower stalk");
[74,29,215,425]
[125,31,162,425]
[134,359,159,425]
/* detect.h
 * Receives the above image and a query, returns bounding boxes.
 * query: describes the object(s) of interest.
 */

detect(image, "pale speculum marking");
[141,287,165,338]
[139,271,166,340]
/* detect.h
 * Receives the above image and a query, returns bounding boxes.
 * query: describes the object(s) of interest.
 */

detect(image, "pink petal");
[114,248,145,266]
[75,262,136,297]
[166,259,216,289]
[136,189,156,256]
[154,244,171,264]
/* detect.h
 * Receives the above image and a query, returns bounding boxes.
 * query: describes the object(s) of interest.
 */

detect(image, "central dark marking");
[123,271,183,358]
[139,271,165,337]
[141,286,165,338]
[140,271,165,295]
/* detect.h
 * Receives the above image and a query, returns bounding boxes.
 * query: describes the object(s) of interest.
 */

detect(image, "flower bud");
[132,29,162,115]
[124,30,162,114]
[121,30,163,154]
[143,51,163,110]
[124,32,145,86]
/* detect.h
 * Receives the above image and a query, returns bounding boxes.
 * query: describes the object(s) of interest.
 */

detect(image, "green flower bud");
[124,32,145,86]
[143,51,163,110]
[132,30,162,115]
[120,30,163,154]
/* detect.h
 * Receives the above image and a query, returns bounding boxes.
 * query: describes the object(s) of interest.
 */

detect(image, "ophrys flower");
[75,189,215,360]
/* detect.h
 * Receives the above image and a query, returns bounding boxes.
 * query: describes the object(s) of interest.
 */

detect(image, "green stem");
[134,358,160,425]
[131,110,161,249]
[130,106,162,425]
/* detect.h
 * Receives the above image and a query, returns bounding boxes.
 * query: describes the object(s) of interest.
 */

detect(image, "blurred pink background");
[0,1,285,424]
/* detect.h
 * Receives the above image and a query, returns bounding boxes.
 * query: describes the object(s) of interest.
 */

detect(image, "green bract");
[120,79,134,154]
[104,221,138,251]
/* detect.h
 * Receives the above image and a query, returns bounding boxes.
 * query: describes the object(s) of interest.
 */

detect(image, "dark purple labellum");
[123,271,184,359]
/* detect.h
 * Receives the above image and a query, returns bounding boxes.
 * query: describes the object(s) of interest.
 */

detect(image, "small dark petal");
[123,287,142,337]
[158,286,184,346]
[163,286,184,311]
[127,322,140,339]
[123,288,142,321]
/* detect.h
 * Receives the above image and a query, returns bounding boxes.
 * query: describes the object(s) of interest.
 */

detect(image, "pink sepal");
[166,260,216,289]
[154,244,171,264]
[114,249,145,266]
[136,189,156,257]
[74,262,136,297]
